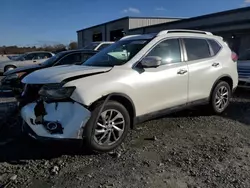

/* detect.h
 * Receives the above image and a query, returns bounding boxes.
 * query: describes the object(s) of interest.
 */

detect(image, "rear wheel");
[83,100,130,152]
[210,81,232,114]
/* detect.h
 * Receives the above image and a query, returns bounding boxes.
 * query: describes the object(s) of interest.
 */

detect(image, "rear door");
[19,53,37,66]
[182,37,223,102]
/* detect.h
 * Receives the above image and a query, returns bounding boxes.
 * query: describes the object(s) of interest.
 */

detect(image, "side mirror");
[140,56,162,68]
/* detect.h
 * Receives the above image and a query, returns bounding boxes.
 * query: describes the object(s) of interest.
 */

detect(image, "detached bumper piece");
[21,101,91,140]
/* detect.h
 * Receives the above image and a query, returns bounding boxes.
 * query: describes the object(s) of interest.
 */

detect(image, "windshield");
[40,52,64,66]
[83,42,100,50]
[83,39,150,67]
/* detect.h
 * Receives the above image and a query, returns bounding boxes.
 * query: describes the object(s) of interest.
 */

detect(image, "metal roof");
[76,16,183,33]
[129,6,250,32]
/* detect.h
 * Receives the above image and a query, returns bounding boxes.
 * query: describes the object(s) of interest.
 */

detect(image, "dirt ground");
[0,89,250,188]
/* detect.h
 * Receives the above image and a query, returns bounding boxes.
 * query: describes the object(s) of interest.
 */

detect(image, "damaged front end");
[20,83,91,140]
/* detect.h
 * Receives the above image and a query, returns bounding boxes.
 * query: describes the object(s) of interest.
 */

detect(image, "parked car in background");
[0,55,12,62]
[237,49,250,88]
[83,41,114,51]
[7,54,20,60]
[19,30,238,152]
[1,49,97,97]
[0,51,54,73]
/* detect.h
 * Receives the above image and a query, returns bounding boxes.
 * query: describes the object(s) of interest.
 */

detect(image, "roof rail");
[157,29,213,36]
[120,35,141,40]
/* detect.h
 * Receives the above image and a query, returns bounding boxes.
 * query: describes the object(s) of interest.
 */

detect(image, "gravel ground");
[0,88,250,188]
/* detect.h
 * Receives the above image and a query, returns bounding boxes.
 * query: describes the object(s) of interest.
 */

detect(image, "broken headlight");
[39,84,76,100]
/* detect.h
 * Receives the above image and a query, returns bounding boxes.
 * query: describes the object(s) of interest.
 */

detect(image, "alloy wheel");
[215,86,229,111]
[94,109,125,146]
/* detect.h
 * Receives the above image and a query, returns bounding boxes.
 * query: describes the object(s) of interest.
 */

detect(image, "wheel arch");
[4,64,16,72]
[89,93,136,129]
[209,74,233,100]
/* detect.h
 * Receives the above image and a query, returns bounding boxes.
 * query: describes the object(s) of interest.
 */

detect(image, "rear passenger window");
[45,53,53,58]
[37,53,52,59]
[184,38,211,61]
[208,39,221,55]
[57,53,81,65]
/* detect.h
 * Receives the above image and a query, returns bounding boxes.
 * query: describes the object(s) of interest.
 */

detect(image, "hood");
[4,64,44,76]
[22,65,112,84]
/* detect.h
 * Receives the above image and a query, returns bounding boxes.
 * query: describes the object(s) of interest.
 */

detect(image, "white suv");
[20,30,238,152]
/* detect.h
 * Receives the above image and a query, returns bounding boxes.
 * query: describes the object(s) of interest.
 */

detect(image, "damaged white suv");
[20,30,238,152]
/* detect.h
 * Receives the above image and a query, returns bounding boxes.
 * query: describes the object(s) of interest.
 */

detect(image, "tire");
[83,100,130,152]
[4,65,15,72]
[210,81,232,114]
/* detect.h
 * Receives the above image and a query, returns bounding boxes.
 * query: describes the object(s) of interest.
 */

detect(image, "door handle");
[177,69,188,75]
[33,60,37,63]
[212,62,220,67]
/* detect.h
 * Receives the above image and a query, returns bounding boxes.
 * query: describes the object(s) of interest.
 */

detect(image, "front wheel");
[210,81,232,114]
[4,65,15,73]
[83,100,130,152]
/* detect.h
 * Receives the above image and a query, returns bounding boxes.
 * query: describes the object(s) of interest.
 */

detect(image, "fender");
[94,92,137,128]
[209,74,233,99]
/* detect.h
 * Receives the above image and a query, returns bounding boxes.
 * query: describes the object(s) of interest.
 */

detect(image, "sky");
[0,0,249,47]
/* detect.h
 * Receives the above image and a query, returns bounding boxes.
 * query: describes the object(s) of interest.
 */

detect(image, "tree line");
[0,42,78,55]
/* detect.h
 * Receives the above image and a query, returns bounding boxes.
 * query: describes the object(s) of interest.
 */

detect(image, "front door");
[134,38,189,115]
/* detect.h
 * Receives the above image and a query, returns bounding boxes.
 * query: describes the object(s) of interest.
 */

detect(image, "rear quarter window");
[208,39,222,55]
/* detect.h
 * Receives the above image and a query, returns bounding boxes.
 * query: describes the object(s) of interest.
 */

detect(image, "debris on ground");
[0,90,250,188]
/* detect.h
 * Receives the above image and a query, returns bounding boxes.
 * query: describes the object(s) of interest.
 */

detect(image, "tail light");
[231,51,238,62]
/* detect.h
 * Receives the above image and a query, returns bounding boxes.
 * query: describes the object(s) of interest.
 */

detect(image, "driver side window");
[24,53,36,60]
[146,39,181,64]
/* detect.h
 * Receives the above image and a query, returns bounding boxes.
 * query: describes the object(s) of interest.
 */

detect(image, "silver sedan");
[0,51,54,73]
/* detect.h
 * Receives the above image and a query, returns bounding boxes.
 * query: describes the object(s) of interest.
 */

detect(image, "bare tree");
[68,42,78,50]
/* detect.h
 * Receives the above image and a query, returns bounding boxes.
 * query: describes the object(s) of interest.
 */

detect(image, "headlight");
[38,84,76,100]
[5,72,26,81]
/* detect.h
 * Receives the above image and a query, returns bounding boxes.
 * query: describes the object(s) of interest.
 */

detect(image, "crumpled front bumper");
[21,101,91,140]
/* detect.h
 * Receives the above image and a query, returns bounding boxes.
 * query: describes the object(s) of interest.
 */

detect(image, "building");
[128,7,250,55]
[77,17,181,48]
[77,7,250,55]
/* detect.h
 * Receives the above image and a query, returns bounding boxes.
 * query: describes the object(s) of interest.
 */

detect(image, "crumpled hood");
[22,65,112,84]
[4,64,44,76]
